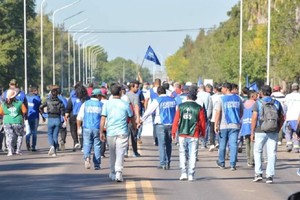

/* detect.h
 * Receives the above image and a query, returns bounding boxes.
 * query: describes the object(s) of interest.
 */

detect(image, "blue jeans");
[83,128,101,168]
[218,128,239,167]
[254,132,278,177]
[179,136,198,175]
[156,124,172,167]
[26,118,39,148]
[47,118,61,150]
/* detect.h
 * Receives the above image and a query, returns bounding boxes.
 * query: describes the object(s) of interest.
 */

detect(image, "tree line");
[0,0,152,96]
[165,0,300,90]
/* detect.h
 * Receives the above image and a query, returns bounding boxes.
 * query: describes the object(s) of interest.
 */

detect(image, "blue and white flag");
[249,82,259,92]
[144,46,161,66]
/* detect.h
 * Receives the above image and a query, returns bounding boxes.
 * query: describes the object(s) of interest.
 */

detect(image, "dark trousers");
[128,123,138,155]
[0,131,7,150]
[101,131,107,156]
[210,121,216,145]
[69,115,79,146]
[60,127,67,144]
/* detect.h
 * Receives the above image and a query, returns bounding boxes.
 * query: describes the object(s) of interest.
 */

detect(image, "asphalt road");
[0,122,299,200]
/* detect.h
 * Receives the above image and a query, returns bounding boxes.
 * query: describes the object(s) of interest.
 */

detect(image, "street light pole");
[72,26,90,85]
[77,32,91,82]
[83,38,98,84]
[238,0,243,94]
[266,0,271,85]
[40,0,47,97]
[52,0,80,85]
[67,19,87,91]
[61,11,84,92]
[24,0,28,93]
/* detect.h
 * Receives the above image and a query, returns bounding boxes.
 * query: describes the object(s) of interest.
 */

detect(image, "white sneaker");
[48,146,55,156]
[188,175,195,181]
[85,158,91,169]
[7,152,13,156]
[179,173,188,181]
[74,143,81,149]
[277,141,282,146]
[52,153,57,157]
[109,173,116,181]
[115,172,123,182]
[209,145,215,152]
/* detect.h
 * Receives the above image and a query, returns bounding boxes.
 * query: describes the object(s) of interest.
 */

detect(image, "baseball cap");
[92,88,102,96]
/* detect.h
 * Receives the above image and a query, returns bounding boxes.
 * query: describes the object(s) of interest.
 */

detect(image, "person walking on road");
[100,84,135,182]
[40,85,65,157]
[251,85,284,184]
[172,89,206,181]
[214,82,243,170]
[25,86,42,152]
[57,90,68,152]
[125,80,141,157]
[65,83,89,151]
[240,90,257,167]
[284,83,300,153]
[141,86,177,170]
[0,89,27,156]
[77,89,103,170]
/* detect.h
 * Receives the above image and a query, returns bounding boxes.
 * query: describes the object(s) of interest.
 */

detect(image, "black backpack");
[260,99,279,133]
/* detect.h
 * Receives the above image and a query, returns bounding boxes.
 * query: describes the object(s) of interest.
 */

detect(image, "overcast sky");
[35,0,239,68]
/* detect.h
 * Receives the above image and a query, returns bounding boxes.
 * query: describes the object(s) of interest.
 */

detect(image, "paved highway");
[0,122,299,200]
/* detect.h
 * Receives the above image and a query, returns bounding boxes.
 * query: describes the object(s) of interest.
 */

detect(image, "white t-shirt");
[285,92,300,121]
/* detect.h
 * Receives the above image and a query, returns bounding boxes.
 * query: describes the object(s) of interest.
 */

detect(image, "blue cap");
[92,88,102,96]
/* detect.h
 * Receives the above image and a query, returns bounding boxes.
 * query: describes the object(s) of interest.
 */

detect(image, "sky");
[35,0,239,69]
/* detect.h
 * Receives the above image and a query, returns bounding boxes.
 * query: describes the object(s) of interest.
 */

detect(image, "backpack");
[47,98,61,115]
[260,99,279,132]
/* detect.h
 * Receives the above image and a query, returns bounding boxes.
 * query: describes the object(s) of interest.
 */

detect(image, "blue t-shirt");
[26,94,42,120]
[101,98,133,137]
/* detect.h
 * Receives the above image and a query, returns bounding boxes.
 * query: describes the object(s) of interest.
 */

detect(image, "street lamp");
[40,0,47,97]
[60,11,84,92]
[24,0,27,93]
[238,0,243,94]
[77,32,91,82]
[90,48,103,82]
[66,19,87,91]
[52,0,80,84]
[73,26,90,85]
[266,0,271,85]
[83,38,98,84]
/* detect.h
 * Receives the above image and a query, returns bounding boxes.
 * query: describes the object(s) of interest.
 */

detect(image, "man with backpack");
[251,85,284,184]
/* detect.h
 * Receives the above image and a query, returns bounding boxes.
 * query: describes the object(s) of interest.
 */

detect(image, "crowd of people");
[0,78,299,183]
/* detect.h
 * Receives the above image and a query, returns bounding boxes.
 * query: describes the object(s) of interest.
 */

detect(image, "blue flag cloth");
[197,77,203,86]
[144,46,161,66]
[249,82,259,92]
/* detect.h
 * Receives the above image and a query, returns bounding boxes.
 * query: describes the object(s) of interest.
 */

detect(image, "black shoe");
[253,174,263,182]
[166,164,170,170]
[26,143,31,151]
[266,176,273,184]
[238,147,243,153]
[31,148,37,152]
[216,161,225,169]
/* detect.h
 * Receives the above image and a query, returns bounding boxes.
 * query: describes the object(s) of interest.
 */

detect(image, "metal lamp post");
[52,0,80,84]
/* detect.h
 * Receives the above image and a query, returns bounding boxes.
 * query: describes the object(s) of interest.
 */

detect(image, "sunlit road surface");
[0,122,299,200]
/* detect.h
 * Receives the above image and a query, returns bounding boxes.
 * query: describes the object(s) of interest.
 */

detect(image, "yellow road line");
[141,180,156,200]
[126,180,138,200]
